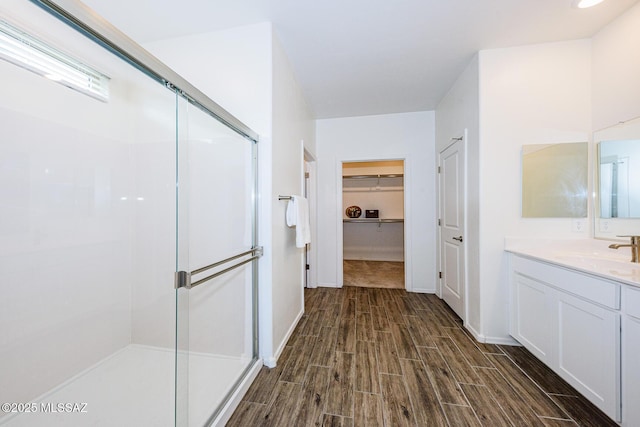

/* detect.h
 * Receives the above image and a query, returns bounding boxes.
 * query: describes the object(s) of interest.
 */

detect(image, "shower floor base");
[1,344,251,427]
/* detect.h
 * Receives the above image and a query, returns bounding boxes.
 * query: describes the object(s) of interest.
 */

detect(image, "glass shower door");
[0,2,182,426]
[175,96,259,426]
[0,1,259,425]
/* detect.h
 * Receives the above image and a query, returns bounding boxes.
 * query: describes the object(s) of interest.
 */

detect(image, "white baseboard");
[265,308,304,368]
[485,335,520,346]
[316,283,339,288]
[464,323,483,342]
[409,288,436,294]
[464,324,520,346]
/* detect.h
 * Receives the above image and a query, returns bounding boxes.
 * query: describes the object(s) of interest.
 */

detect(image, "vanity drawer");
[512,256,620,309]
[625,286,640,319]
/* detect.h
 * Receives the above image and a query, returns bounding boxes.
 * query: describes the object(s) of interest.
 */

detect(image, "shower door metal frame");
[28,1,262,425]
[29,0,259,143]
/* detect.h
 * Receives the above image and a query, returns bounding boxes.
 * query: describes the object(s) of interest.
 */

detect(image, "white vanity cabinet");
[623,286,640,427]
[511,272,554,363]
[510,255,621,421]
[554,288,619,418]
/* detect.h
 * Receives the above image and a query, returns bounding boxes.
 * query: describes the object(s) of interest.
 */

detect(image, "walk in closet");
[342,161,405,288]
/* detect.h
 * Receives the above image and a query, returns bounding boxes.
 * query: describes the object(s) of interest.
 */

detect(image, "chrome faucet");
[608,235,640,263]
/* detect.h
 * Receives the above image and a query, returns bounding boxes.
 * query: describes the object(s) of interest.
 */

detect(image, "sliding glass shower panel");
[1,2,259,425]
[0,1,177,425]
[176,96,257,426]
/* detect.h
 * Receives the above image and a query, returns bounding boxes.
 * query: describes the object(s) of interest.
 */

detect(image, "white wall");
[316,111,436,293]
[477,40,592,342]
[145,24,273,137]
[270,34,316,363]
[435,55,481,333]
[343,222,405,261]
[592,2,640,131]
[145,23,315,367]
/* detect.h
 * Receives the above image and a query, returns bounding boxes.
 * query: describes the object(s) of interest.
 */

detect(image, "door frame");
[303,145,317,288]
[336,157,412,291]
[437,130,468,321]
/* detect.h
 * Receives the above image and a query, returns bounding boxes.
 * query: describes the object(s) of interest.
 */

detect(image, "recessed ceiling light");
[572,0,605,8]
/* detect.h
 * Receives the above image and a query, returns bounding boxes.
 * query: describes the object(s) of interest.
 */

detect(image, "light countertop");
[505,237,640,288]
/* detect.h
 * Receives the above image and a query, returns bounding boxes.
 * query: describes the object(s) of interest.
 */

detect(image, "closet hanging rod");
[278,196,293,200]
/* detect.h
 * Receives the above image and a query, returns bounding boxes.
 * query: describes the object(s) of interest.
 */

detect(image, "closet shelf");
[343,218,404,223]
[343,173,404,192]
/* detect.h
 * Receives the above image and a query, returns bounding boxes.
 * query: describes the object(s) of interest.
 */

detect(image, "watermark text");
[2,402,88,414]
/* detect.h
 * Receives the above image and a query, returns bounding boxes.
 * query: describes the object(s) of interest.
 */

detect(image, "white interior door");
[439,137,466,320]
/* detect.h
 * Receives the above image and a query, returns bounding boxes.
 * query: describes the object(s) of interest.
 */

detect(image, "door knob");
[452,236,463,242]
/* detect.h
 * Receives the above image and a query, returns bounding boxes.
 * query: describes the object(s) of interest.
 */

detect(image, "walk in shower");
[0,1,260,425]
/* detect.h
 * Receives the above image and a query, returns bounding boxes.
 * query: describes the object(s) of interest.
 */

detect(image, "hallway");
[228,287,616,426]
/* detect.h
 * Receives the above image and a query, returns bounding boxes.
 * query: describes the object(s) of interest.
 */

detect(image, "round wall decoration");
[345,205,362,218]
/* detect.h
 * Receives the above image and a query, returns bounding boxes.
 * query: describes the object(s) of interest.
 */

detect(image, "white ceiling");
[82,0,638,119]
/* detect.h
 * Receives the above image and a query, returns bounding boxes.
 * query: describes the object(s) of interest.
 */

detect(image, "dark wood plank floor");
[228,287,618,427]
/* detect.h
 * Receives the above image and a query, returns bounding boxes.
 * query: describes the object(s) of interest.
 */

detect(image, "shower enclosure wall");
[0,1,261,426]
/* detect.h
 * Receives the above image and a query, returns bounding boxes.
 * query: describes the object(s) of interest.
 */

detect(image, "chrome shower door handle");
[175,246,263,289]
[452,236,463,243]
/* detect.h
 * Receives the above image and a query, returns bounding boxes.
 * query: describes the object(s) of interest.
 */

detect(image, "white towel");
[286,195,311,248]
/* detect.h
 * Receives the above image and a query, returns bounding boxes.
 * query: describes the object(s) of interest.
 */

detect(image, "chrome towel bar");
[175,246,263,289]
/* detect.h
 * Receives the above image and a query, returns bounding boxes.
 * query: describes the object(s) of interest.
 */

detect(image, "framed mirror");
[599,140,640,218]
[594,116,640,239]
[521,142,588,218]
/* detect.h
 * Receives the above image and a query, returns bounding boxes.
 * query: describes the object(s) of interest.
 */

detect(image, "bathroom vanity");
[506,239,640,425]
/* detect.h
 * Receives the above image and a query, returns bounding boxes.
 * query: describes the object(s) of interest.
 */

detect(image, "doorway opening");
[303,147,317,288]
[342,160,405,289]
